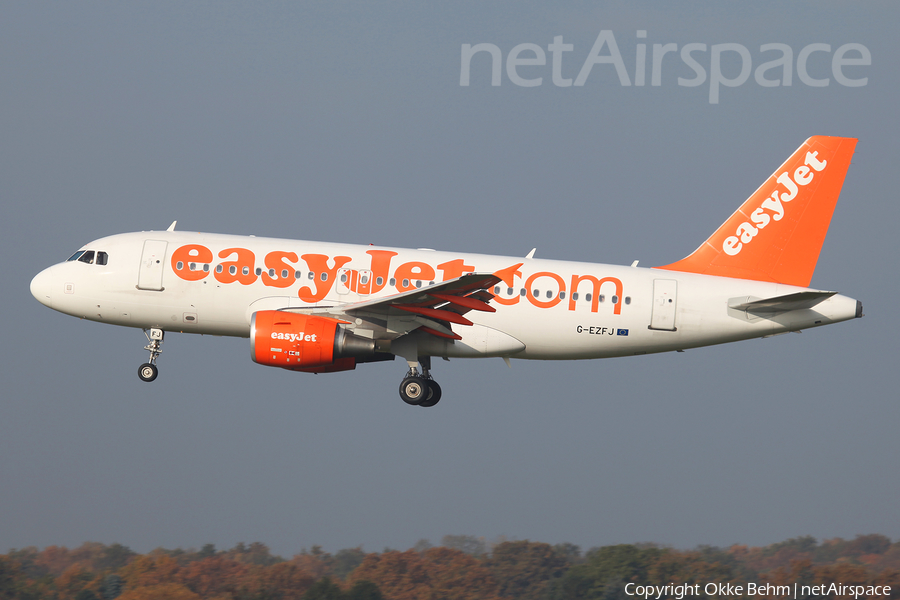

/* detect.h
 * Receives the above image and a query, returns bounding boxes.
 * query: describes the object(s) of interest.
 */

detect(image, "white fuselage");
[30,230,860,362]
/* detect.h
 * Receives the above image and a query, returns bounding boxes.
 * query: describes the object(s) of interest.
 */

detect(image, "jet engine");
[250,311,379,373]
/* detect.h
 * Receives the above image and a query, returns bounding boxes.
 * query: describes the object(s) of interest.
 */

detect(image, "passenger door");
[137,240,168,291]
[649,279,677,331]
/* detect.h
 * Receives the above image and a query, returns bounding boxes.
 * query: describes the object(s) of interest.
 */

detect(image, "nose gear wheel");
[138,363,158,382]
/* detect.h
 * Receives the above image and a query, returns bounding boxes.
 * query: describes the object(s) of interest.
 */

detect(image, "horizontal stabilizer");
[729,290,837,314]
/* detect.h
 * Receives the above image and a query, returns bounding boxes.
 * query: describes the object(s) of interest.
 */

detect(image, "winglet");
[167,221,177,232]
[656,136,857,288]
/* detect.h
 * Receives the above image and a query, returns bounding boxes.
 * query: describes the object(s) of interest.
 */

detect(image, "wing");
[285,273,502,341]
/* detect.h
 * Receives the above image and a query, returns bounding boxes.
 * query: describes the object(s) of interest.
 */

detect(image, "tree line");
[1,534,897,600]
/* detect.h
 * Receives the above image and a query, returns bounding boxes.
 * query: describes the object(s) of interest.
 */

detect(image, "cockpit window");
[66,249,108,265]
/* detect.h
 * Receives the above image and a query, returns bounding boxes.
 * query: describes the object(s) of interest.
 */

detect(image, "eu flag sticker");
[616,329,629,336]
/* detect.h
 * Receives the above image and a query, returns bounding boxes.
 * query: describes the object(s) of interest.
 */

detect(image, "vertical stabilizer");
[656,136,857,287]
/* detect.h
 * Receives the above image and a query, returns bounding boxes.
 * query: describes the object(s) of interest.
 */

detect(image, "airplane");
[30,136,862,407]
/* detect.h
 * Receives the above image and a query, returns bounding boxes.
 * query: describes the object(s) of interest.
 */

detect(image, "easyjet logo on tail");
[656,135,856,287]
[722,150,828,256]
[722,152,828,256]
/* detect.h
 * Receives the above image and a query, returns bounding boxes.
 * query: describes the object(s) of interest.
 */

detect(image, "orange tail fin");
[656,136,857,287]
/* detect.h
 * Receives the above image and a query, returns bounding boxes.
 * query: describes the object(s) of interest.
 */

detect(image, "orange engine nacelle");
[250,311,376,373]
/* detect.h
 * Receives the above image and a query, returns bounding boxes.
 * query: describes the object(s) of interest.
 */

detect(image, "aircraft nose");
[30,268,55,309]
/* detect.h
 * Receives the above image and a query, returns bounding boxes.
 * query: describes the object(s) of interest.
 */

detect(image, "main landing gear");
[138,328,164,382]
[399,356,442,407]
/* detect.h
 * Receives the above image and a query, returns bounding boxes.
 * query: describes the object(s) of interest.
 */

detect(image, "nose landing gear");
[138,328,164,382]
[399,357,442,407]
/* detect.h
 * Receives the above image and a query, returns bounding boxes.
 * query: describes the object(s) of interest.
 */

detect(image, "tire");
[399,376,428,405]
[138,363,158,382]
[419,380,442,407]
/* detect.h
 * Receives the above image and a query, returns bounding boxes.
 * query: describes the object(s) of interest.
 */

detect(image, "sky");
[1,1,898,557]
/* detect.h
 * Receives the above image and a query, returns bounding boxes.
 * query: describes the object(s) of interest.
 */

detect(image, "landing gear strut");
[138,328,164,382]
[399,356,442,407]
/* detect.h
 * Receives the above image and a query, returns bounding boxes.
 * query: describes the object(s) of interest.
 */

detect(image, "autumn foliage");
[0,535,897,600]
